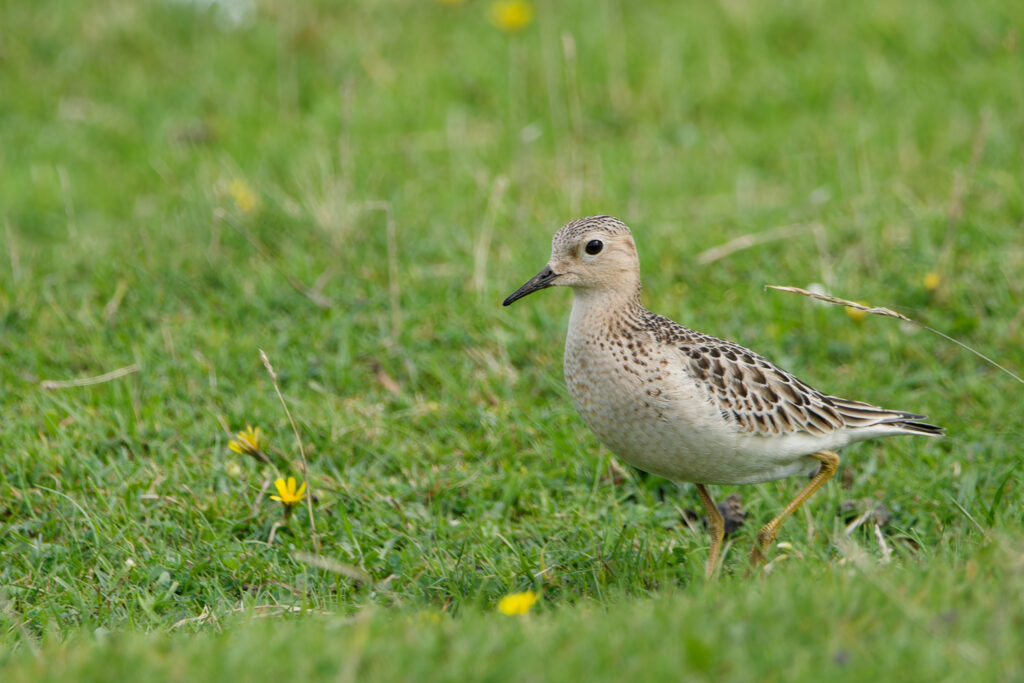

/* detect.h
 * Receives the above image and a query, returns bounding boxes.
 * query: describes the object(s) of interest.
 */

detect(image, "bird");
[502,215,943,578]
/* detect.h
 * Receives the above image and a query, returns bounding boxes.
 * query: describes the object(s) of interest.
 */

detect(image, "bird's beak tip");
[502,266,560,307]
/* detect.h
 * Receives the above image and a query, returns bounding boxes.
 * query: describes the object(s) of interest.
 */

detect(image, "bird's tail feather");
[829,396,945,436]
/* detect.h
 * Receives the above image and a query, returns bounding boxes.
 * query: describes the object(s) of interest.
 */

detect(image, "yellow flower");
[923,272,940,292]
[271,477,306,507]
[497,590,538,615]
[228,178,260,215]
[490,1,533,33]
[845,301,869,324]
[228,425,264,456]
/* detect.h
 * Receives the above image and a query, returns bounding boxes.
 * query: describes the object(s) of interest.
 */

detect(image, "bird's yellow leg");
[695,484,725,579]
[749,450,840,568]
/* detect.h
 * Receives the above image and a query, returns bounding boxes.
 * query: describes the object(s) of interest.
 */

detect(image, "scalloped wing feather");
[647,313,943,439]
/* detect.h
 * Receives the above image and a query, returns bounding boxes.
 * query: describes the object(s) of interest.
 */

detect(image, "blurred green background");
[1,0,1022,679]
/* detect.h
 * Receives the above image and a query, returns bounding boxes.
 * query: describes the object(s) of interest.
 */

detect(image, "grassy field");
[2,0,1023,679]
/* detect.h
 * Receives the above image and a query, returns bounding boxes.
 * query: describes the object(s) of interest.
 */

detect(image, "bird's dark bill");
[502,266,560,306]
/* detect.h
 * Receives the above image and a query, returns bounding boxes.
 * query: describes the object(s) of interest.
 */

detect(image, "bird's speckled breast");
[561,296,824,485]
[562,302,723,481]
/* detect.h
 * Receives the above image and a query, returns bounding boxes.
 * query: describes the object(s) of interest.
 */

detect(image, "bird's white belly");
[563,332,842,485]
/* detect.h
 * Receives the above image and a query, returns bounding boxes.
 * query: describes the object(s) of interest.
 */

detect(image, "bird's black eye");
[584,239,603,255]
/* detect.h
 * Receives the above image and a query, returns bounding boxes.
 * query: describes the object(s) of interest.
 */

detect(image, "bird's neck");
[569,284,646,332]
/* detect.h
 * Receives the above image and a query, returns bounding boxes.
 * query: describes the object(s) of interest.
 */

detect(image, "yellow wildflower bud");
[228,179,260,215]
[228,425,263,457]
[497,590,538,615]
[845,302,869,324]
[490,1,533,33]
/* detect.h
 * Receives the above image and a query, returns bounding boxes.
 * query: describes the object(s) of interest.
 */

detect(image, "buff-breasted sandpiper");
[503,215,943,577]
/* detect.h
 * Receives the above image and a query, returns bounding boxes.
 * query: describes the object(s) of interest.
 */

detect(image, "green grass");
[2,0,1023,679]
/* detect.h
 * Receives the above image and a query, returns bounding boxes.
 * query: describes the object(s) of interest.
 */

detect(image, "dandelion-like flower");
[271,477,306,507]
[923,272,940,292]
[229,425,264,456]
[490,1,533,33]
[228,178,260,215]
[497,590,538,616]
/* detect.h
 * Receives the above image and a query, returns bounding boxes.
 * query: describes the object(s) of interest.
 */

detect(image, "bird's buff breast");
[562,325,714,481]
[562,326,817,485]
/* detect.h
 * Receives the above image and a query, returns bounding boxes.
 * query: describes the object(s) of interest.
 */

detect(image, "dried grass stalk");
[767,285,1023,386]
